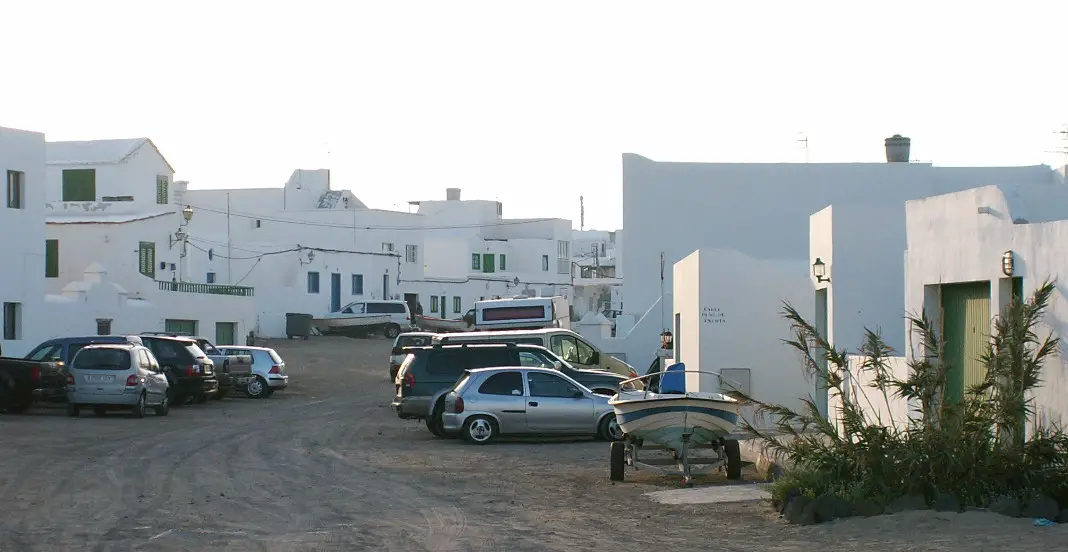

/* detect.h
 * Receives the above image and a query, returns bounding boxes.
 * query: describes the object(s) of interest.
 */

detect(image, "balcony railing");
[157,281,255,297]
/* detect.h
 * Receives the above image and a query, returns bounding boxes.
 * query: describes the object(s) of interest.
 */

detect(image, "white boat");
[607,362,743,484]
[414,314,472,333]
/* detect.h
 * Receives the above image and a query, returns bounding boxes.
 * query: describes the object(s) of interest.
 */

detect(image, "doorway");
[330,273,342,312]
[941,281,991,404]
[404,293,420,316]
[814,288,829,416]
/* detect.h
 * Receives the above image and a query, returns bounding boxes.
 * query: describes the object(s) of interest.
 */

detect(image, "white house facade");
[0,127,47,356]
[619,143,1064,374]
[571,229,624,336]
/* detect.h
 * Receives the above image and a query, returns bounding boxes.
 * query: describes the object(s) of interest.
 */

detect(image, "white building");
[619,140,1064,373]
[571,229,624,339]
[1,127,47,356]
[43,138,257,344]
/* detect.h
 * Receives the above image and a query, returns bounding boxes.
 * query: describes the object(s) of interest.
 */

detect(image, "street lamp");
[182,204,194,224]
[812,258,831,283]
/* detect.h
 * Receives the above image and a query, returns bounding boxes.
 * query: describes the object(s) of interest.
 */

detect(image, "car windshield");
[397,335,431,347]
[73,348,130,370]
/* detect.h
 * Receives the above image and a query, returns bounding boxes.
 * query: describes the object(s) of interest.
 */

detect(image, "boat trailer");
[609,431,745,486]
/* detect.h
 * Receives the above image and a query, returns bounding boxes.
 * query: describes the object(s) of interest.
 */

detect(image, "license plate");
[85,375,114,383]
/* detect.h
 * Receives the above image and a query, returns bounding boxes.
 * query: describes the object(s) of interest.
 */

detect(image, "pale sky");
[3,0,1068,230]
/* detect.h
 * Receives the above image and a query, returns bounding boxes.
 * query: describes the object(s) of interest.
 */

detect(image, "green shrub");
[741,279,1068,508]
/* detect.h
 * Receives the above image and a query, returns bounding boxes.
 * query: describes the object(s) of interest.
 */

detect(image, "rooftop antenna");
[579,196,585,231]
[796,132,809,163]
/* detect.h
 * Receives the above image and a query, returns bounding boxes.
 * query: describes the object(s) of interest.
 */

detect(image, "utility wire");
[179,202,558,231]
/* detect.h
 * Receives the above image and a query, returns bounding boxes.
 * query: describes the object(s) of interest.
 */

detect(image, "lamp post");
[172,205,194,281]
[812,258,831,283]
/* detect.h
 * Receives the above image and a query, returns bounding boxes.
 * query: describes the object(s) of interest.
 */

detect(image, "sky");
[3,0,1068,231]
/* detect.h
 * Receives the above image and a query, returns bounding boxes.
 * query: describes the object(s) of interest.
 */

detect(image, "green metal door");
[165,319,198,335]
[941,281,991,404]
[215,322,237,346]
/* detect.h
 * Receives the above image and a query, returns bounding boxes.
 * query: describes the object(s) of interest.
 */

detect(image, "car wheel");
[154,395,170,417]
[66,403,80,417]
[384,324,400,339]
[461,415,497,445]
[93,406,107,417]
[599,414,624,441]
[133,393,146,419]
[246,376,268,399]
[426,400,447,438]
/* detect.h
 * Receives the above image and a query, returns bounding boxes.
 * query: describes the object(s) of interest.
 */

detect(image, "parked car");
[0,356,64,413]
[388,332,436,380]
[137,335,218,404]
[140,333,253,399]
[440,366,623,444]
[64,343,170,418]
[392,342,632,436]
[215,346,289,399]
[316,299,417,339]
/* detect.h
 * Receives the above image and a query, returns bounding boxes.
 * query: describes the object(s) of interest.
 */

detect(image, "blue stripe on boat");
[615,404,739,426]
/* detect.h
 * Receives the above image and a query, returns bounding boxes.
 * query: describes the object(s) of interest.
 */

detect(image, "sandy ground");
[1,335,1065,552]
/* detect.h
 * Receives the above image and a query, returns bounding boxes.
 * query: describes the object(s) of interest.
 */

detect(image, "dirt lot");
[1,336,1065,551]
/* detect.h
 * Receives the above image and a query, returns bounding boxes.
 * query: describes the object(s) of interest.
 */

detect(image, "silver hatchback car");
[65,344,171,418]
[441,366,623,444]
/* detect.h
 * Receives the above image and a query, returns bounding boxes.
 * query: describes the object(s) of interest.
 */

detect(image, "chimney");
[885,134,911,163]
[446,188,461,201]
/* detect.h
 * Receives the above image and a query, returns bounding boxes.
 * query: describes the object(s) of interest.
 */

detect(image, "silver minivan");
[65,344,171,418]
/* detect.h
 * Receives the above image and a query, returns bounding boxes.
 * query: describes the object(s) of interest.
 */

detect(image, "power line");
[180,202,559,231]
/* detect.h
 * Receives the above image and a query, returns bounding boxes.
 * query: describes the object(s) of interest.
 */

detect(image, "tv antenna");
[579,196,585,231]
[796,132,809,163]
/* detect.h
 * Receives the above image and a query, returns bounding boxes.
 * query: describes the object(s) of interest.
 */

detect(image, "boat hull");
[609,395,739,451]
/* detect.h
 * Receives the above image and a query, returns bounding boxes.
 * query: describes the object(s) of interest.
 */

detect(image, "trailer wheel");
[724,438,742,480]
[609,441,626,481]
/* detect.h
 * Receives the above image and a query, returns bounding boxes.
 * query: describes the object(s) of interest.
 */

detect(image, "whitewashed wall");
[905,184,1068,431]
[671,248,815,418]
[45,140,174,213]
[0,127,47,356]
[827,355,911,433]
[45,264,255,344]
[622,152,1061,377]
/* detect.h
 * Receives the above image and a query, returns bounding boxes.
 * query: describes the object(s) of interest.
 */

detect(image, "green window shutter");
[156,176,169,204]
[61,169,96,201]
[499,254,506,271]
[482,253,495,273]
[138,242,156,278]
[45,239,59,278]
[453,296,461,313]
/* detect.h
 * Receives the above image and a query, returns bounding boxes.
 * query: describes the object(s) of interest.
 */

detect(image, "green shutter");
[61,169,96,201]
[156,176,169,204]
[44,239,59,278]
[500,254,506,270]
[215,322,236,346]
[482,253,495,273]
[138,242,156,278]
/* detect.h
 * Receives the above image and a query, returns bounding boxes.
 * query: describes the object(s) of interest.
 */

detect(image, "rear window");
[426,349,469,376]
[145,338,199,364]
[397,335,432,347]
[367,302,407,314]
[73,348,131,370]
[266,349,283,364]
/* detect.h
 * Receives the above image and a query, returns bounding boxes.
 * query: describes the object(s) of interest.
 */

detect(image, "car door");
[472,371,526,433]
[145,349,169,403]
[523,371,595,433]
[549,335,597,371]
[135,350,158,403]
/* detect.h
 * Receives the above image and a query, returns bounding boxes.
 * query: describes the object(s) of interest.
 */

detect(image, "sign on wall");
[702,306,726,325]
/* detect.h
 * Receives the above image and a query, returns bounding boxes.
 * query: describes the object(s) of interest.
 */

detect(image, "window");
[45,239,59,278]
[138,242,156,278]
[6,170,23,209]
[527,372,581,398]
[453,296,461,313]
[366,302,407,314]
[96,318,112,335]
[468,349,519,369]
[556,240,570,274]
[72,348,131,370]
[478,371,524,396]
[382,242,395,253]
[3,302,21,340]
[482,253,495,273]
[138,350,153,370]
[351,274,364,295]
[254,219,262,228]
[405,244,418,263]
[518,351,554,368]
[26,344,62,362]
[307,271,320,293]
[156,175,169,204]
[61,169,96,201]
[471,254,481,270]
[550,335,596,365]
[542,254,549,271]
[431,296,439,313]
[499,254,507,271]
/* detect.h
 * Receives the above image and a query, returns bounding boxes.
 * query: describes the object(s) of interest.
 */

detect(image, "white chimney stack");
[446,188,461,201]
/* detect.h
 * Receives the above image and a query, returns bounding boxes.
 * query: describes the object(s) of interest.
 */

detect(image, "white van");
[474,296,571,331]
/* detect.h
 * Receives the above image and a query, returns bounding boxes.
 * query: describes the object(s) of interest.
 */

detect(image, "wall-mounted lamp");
[1002,250,1015,277]
[812,257,831,283]
[169,227,187,250]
